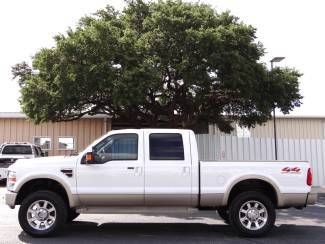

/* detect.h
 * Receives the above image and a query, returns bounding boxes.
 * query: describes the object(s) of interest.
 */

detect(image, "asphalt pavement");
[0,182,325,244]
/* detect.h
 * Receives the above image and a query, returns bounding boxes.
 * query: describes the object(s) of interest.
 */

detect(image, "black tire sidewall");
[229,191,276,237]
[18,190,67,237]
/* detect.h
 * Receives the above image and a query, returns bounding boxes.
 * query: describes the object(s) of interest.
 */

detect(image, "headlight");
[7,171,16,190]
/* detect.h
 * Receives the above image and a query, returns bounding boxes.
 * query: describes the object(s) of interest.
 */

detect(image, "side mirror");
[85,151,95,164]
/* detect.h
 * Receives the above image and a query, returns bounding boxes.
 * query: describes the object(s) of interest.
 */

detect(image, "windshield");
[1,145,33,155]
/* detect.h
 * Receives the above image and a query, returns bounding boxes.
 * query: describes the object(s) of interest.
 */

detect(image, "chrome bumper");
[5,191,17,209]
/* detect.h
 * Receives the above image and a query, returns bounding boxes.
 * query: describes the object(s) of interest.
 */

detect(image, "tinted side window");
[2,145,33,155]
[93,133,138,163]
[149,133,184,160]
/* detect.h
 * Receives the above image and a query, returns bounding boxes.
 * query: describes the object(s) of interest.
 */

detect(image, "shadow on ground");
[276,196,325,225]
[18,222,325,244]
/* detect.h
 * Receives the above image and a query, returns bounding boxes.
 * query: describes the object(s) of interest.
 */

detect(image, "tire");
[229,191,276,237]
[217,208,230,224]
[18,190,67,237]
[67,208,80,222]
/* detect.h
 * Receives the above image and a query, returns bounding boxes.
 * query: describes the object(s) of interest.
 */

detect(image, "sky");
[0,0,324,115]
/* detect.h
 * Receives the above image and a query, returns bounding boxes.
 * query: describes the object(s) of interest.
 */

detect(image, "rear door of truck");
[144,129,193,206]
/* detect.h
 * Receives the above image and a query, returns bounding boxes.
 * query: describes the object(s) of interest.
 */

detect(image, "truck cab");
[77,129,196,206]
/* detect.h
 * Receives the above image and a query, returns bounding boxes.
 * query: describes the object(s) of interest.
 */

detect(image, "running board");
[76,206,201,214]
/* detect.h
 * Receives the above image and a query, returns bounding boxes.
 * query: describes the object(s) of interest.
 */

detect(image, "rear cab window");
[149,133,184,160]
[1,145,33,155]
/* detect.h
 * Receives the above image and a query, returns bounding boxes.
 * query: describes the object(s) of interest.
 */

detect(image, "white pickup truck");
[6,129,317,237]
[0,143,44,181]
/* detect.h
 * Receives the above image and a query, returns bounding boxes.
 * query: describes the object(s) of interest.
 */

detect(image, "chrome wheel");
[27,200,56,230]
[239,200,268,230]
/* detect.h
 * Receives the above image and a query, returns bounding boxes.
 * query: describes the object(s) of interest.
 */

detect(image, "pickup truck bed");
[199,161,315,208]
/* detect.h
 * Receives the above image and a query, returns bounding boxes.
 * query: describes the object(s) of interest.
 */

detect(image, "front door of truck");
[77,131,144,206]
[144,130,193,206]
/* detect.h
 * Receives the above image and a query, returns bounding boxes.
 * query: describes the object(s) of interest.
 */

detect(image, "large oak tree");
[12,0,302,132]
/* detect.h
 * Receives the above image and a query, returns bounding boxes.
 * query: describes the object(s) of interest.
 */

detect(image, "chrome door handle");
[126,167,142,176]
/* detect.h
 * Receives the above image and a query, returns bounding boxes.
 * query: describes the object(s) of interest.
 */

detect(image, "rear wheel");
[229,191,275,237]
[18,191,67,237]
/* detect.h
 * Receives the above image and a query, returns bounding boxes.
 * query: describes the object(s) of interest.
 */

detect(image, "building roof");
[275,114,325,119]
[0,112,111,119]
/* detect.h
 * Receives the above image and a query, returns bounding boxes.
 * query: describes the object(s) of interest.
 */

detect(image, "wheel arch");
[15,177,76,207]
[223,175,280,207]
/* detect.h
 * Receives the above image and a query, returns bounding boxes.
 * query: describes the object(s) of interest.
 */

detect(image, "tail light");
[307,168,312,186]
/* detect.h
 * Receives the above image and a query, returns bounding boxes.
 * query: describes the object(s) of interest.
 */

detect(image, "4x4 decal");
[281,167,301,174]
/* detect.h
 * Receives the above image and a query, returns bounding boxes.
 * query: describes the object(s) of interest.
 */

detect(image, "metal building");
[0,112,111,156]
[208,115,325,139]
[205,115,325,187]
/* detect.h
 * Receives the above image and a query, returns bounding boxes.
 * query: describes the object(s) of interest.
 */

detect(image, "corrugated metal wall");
[209,118,325,139]
[0,118,111,156]
[196,134,325,187]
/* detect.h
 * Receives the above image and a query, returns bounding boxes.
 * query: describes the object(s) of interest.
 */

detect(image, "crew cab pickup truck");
[0,156,24,181]
[5,129,317,237]
[0,143,44,181]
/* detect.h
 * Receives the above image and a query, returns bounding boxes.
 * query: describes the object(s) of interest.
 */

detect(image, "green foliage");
[12,0,302,132]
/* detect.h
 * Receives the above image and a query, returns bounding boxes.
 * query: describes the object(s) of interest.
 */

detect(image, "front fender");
[14,173,79,207]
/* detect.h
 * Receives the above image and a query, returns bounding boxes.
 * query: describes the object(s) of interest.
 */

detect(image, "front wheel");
[229,191,276,237]
[18,191,67,237]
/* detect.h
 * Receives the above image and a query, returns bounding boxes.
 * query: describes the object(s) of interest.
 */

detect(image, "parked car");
[5,129,317,237]
[0,156,23,181]
[0,142,44,181]
[0,142,44,158]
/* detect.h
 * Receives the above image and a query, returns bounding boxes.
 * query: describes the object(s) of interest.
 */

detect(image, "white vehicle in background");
[0,143,44,181]
[5,129,317,237]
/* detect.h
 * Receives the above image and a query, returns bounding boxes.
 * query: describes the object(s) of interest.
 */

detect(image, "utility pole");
[270,57,285,160]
